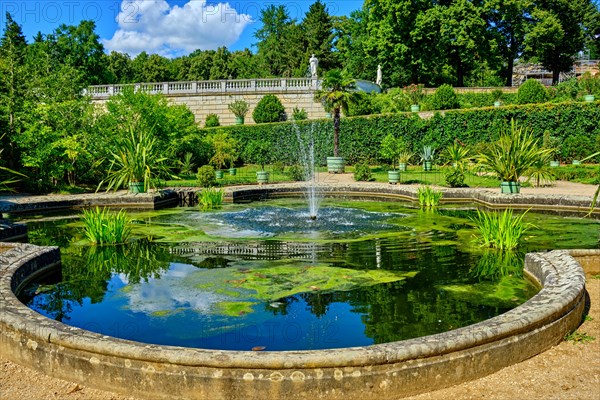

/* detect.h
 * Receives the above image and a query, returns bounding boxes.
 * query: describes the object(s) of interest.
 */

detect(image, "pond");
[18,199,600,351]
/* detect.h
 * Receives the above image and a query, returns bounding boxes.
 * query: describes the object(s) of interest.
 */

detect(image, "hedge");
[196,101,600,165]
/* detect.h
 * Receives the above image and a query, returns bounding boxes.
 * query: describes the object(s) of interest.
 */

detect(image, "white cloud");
[103,0,252,57]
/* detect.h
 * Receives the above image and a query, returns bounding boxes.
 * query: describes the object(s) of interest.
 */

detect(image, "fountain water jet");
[294,122,322,220]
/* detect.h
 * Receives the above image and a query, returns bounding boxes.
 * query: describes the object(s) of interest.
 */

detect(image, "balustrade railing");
[87,78,321,98]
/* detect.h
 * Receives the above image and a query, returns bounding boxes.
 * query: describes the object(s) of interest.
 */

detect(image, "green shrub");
[292,107,308,121]
[471,209,531,250]
[286,164,305,181]
[82,207,131,245]
[205,113,220,127]
[517,79,548,104]
[252,95,286,123]
[198,187,224,210]
[353,162,373,181]
[431,84,459,110]
[195,102,600,167]
[444,168,466,187]
[196,165,216,187]
[417,186,443,207]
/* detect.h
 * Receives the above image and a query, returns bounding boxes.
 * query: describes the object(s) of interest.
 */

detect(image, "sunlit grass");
[471,209,531,250]
[82,207,131,245]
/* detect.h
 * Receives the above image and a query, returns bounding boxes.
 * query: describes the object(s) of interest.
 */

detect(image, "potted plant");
[443,140,471,169]
[244,139,272,184]
[491,89,503,107]
[380,134,405,184]
[98,115,176,193]
[405,84,424,112]
[207,132,238,179]
[478,119,553,194]
[542,131,561,167]
[314,69,358,173]
[420,145,436,171]
[579,72,597,102]
[228,100,249,125]
[398,150,413,172]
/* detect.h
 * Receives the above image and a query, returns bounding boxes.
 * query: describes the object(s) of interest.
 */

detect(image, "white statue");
[376,64,382,86]
[309,54,319,78]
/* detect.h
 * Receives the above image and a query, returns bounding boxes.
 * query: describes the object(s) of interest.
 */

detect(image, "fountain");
[294,123,322,220]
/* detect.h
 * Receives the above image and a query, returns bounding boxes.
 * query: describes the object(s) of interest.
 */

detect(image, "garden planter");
[423,161,432,171]
[388,171,400,185]
[410,104,420,112]
[327,157,345,173]
[215,170,224,179]
[256,171,269,185]
[229,168,237,176]
[128,182,145,194]
[398,163,407,172]
[549,161,560,167]
[500,181,520,194]
[584,95,595,102]
[572,160,581,165]
[494,101,502,107]
[235,117,244,125]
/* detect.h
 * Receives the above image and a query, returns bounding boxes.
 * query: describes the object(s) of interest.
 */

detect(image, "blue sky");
[1,1,364,57]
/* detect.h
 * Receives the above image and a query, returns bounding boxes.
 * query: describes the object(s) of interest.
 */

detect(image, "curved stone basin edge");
[0,242,591,400]
[225,184,598,215]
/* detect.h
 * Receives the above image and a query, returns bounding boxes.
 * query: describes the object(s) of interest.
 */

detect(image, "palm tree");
[314,69,357,157]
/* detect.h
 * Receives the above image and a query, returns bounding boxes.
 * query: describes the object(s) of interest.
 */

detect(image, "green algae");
[214,301,257,316]
[438,275,537,308]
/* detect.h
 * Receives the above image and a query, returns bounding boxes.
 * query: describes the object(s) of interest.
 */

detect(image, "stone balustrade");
[87,78,321,99]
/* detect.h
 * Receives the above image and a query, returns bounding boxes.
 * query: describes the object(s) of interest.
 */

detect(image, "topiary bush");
[353,161,373,181]
[517,79,548,104]
[431,84,459,110]
[205,114,220,127]
[252,95,286,123]
[196,165,217,187]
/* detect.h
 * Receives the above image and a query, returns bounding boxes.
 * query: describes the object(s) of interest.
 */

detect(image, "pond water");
[19,199,600,351]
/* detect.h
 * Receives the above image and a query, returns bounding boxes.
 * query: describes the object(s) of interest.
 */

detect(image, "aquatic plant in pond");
[471,209,531,250]
[417,186,443,207]
[198,187,224,210]
[82,207,131,245]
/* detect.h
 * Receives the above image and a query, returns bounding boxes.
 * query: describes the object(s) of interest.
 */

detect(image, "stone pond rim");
[0,185,596,399]
[0,243,591,400]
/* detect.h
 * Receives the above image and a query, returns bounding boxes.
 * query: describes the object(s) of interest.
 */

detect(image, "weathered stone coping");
[223,183,598,215]
[0,243,590,399]
[0,190,178,214]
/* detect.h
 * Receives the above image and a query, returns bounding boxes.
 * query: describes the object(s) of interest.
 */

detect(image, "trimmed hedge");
[196,102,600,165]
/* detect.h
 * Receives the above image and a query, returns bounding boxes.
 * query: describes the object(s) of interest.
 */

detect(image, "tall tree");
[485,0,533,86]
[254,5,304,77]
[301,1,336,72]
[363,0,431,86]
[47,20,108,85]
[209,47,232,80]
[106,51,133,84]
[524,0,585,83]
[0,12,27,168]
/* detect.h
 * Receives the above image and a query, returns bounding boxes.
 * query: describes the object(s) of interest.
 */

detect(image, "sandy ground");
[1,177,598,399]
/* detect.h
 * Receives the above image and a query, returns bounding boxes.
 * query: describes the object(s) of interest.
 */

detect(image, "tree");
[106,51,133,84]
[485,0,533,86]
[209,47,232,80]
[314,69,357,157]
[47,20,108,85]
[524,0,585,84]
[254,5,304,77]
[0,12,27,168]
[363,0,431,86]
[301,1,335,72]
[187,50,214,80]
[333,12,372,81]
